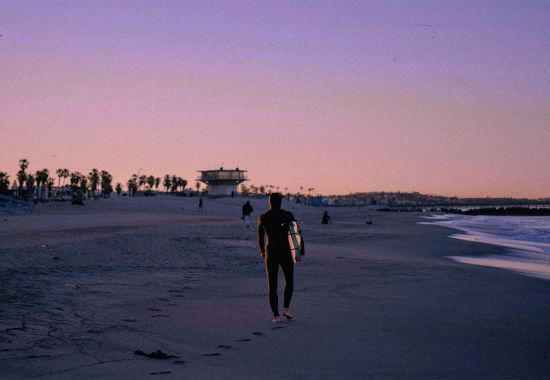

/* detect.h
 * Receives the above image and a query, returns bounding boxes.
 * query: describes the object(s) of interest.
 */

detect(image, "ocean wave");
[420,214,550,280]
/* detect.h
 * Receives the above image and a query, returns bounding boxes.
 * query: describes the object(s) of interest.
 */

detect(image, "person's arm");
[258,215,266,258]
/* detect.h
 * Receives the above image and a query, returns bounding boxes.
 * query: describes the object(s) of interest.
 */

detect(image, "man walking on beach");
[258,193,304,323]
[242,200,253,229]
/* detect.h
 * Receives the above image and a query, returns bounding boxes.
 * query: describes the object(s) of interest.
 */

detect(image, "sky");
[1,0,549,198]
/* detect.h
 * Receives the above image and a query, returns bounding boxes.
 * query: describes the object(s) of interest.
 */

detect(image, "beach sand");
[1,196,549,379]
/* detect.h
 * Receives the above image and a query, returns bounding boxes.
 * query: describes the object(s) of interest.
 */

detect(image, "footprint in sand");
[203,353,222,357]
[150,371,172,375]
[147,307,162,312]
[150,314,170,318]
[123,319,138,323]
[218,344,232,349]
[271,326,284,330]
[236,338,251,342]
[252,332,264,336]
[173,360,186,365]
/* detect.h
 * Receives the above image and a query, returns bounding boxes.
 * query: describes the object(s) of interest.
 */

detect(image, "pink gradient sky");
[1,1,549,197]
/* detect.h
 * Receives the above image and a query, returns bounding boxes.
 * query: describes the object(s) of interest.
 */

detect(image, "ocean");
[420,214,550,280]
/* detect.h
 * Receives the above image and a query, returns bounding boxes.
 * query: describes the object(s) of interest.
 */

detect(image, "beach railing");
[0,194,34,215]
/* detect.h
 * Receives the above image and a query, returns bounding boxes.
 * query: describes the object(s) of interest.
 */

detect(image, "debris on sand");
[134,349,179,359]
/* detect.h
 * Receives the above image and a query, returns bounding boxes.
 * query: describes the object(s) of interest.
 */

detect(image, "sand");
[1,195,549,379]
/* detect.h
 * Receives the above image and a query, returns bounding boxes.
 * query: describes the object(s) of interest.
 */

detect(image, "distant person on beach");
[367,214,373,225]
[198,198,203,212]
[258,193,305,323]
[321,210,331,224]
[242,200,253,229]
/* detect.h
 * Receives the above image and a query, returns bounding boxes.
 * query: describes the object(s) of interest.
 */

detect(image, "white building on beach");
[198,167,248,196]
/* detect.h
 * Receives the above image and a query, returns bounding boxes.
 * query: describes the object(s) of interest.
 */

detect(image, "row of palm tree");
[241,184,296,196]
[125,174,188,196]
[2,159,115,201]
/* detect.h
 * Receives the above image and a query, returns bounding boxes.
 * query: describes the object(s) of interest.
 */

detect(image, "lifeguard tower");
[198,167,248,196]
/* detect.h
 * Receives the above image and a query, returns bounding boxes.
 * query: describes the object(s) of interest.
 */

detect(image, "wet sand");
[1,196,549,379]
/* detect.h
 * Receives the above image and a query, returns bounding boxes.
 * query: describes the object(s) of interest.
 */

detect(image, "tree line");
[0,159,191,200]
[0,159,114,201]
[125,174,188,196]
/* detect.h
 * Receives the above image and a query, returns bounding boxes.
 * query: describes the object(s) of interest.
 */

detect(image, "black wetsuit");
[242,202,253,217]
[258,208,305,317]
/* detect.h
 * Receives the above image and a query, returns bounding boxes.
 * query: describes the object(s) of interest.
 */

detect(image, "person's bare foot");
[282,308,294,320]
[272,316,282,323]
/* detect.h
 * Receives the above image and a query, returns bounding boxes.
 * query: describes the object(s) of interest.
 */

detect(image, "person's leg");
[265,257,280,318]
[280,255,294,319]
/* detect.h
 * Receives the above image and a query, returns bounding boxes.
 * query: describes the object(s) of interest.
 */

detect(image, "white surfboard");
[288,221,303,263]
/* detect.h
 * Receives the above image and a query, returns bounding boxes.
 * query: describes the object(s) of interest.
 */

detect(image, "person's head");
[269,193,283,209]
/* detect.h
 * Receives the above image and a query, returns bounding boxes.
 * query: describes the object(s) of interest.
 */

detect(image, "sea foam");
[420,214,550,280]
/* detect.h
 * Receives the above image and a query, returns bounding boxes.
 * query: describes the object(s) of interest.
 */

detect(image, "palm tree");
[0,172,10,195]
[154,177,161,192]
[70,171,82,191]
[170,175,178,193]
[17,159,29,198]
[35,169,49,200]
[42,169,49,199]
[100,170,113,197]
[115,183,122,195]
[56,168,64,188]
[25,174,35,200]
[79,176,88,196]
[56,168,70,188]
[47,178,54,195]
[138,175,147,191]
[195,181,200,193]
[88,169,100,197]
[127,174,138,196]
[163,175,172,193]
[146,175,155,191]
[34,170,43,200]
[178,178,187,192]
[61,168,70,187]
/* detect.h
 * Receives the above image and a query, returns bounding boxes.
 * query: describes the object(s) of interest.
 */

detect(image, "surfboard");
[288,221,303,263]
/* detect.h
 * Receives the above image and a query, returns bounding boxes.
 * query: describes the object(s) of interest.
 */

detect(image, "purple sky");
[1,1,549,197]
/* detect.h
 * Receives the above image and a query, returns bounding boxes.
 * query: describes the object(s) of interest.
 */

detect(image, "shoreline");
[420,214,550,281]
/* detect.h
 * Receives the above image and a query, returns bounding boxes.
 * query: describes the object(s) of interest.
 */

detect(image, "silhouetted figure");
[258,193,305,323]
[367,214,373,225]
[242,200,253,229]
[198,198,203,212]
[321,210,331,224]
[231,190,235,198]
